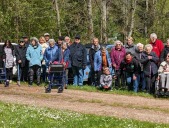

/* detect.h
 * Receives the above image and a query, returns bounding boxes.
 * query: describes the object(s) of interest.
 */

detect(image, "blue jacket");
[44,45,58,67]
[26,44,43,67]
[94,50,112,71]
[51,48,70,67]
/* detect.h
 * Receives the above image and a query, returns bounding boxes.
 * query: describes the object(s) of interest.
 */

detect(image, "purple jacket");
[110,47,126,70]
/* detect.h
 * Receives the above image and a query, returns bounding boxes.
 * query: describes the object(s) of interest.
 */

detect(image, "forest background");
[0,0,168,44]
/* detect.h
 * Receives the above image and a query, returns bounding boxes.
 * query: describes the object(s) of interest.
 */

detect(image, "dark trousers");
[17,65,27,81]
[29,65,41,84]
[95,71,102,86]
[145,74,157,94]
[90,68,96,85]
[6,68,13,81]
[41,65,47,82]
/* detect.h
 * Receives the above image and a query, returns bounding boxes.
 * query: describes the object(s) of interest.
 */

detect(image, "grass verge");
[0,101,168,128]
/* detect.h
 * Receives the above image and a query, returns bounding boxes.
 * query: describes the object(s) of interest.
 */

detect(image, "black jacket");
[140,51,159,76]
[69,42,87,68]
[120,58,138,76]
[89,45,100,69]
[134,49,144,72]
[160,45,169,62]
[15,44,28,67]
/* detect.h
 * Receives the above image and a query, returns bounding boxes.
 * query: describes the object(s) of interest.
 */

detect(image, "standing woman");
[39,36,48,82]
[3,40,15,87]
[141,44,159,94]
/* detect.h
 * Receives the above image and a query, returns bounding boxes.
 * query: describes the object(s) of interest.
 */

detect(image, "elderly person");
[158,53,169,91]
[150,33,164,58]
[120,52,139,92]
[110,40,126,87]
[51,42,70,88]
[160,38,169,62]
[134,43,146,91]
[141,44,159,94]
[26,37,43,86]
[94,46,112,87]
[89,37,101,86]
[125,37,136,56]
[64,36,72,47]
[15,38,28,86]
[69,35,87,86]
[39,36,48,82]
[44,39,58,71]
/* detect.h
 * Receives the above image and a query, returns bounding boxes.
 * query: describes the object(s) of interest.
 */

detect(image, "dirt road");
[0,85,169,124]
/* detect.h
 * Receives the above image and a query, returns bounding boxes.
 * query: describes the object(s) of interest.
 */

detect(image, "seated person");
[100,67,112,90]
[158,52,169,91]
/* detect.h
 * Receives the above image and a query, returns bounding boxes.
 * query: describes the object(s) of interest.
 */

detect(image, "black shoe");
[37,82,40,86]
[4,81,9,87]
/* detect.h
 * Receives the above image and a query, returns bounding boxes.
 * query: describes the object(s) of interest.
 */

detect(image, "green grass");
[0,101,168,128]
[68,85,154,98]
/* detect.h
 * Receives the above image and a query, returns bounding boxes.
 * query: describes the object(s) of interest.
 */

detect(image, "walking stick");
[17,64,20,86]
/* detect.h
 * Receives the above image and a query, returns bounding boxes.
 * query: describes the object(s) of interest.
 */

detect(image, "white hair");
[150,33,157,39]
[49,39,55,44]
[136,43,144,48]
[114,40,123,46]
[144,44,153,51]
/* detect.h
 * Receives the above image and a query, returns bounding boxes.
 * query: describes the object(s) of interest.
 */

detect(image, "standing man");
[44,33,50,44]
[15,38,28,85]
[69,35,87,86]
[150,33,164,58]
[89,37,101,86]
[22,35,30,47]
[125,37,136,56]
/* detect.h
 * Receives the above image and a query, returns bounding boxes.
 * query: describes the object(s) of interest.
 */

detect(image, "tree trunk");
[87,0,94,42]
[128,0,137,37]
[144,0,148,38]
[101,0,107,43]
[54,0,61,36]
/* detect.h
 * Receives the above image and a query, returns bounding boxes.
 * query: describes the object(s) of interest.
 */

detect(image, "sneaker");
[17,81,21,86]
[37,82,40,86]
[28,82,32,87]
[64,84,67,89]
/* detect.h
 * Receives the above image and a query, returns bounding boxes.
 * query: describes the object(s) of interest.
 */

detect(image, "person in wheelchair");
[158,52,169,92]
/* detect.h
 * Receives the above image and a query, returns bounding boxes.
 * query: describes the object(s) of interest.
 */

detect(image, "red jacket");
[150,39,164,57]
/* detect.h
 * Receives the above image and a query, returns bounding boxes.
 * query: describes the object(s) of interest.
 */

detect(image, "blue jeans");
[136,72,146,91]
[126,73,138,92]
[72,66,84,86]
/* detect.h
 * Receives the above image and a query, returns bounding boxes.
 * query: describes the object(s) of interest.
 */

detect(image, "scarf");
[126,58,132,64]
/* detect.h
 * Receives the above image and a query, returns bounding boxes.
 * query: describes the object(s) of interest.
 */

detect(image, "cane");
[17,64,20,86]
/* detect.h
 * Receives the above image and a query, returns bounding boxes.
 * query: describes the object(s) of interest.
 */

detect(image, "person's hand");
[148,56,152,60]
[63,62,66,67]
[113,64,116,68]
[18,60,22,63]
[133,75,137,80]
[3,59,5,62]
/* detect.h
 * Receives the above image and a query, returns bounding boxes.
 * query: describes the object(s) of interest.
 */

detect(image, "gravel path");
[0,85,169,124]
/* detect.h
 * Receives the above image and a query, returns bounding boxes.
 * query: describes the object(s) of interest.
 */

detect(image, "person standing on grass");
[3,40,15,87]
[15,38,28,86]
[94,46,112,87]
[26,37,43,86]
[51,42,70,89]
[69,35,87,86]
[119,52,139,92]
[39,36,48,82]
[149,33,164,58]
[44,39,58,82]
[134,43,146,92]
[141,44,159,94]
[89,37,101,86]
[110,40,126,88]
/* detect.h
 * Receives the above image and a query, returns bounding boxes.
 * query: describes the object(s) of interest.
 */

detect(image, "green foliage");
[0,101,168,128]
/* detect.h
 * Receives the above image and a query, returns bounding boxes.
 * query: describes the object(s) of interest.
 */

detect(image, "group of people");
[90,33,168,94]
[1,32,169,94]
